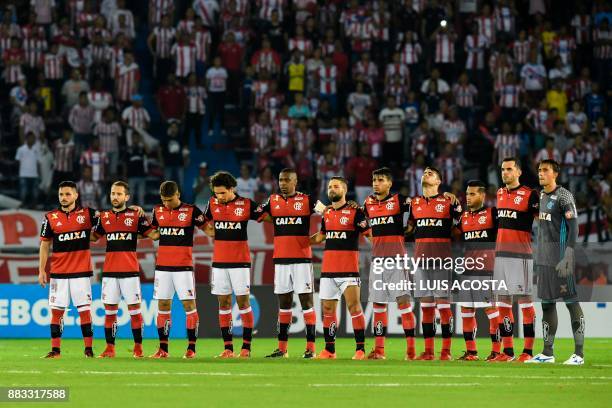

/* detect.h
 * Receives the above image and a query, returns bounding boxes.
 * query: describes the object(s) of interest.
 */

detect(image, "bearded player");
[310,177,372,359]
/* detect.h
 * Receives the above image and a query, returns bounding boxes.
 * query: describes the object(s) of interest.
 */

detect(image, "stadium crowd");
[0,0,610,236]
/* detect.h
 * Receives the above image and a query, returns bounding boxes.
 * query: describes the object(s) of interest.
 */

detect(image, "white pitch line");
[310,383,482,388]
[125,383,281,388]
[3,370,42,374]
[51,370,261,377]
[350,373,612,381]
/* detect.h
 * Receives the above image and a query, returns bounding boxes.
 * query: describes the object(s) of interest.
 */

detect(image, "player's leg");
[229,267,253,357]
[459,304,478,360]
[517,294,536,361]
[211,267,235,357]
[369,302,388,359]
[70,277,94,357]
[267,264,293,357]
[298,292,316,357]
[318,277,341,359]
[343,281,366,360]
[151,270,174,358]
[397,295,416,360]
[416,296,436,360]
[120,276,144,357]
[436,297,453,360]
[45,278,69,358]
[484,305,501,360]
[173,271,198,358]
[100,277,120,358]
[563,301,585,365]
[493,257,515,360]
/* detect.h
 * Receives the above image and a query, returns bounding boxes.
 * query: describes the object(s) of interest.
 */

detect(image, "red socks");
[461,307,477,352]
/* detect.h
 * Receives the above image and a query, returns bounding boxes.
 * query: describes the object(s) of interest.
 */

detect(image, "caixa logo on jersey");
[230,294,261,336]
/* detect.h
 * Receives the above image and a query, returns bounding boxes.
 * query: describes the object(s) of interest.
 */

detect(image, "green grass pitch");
[1,338,611,407]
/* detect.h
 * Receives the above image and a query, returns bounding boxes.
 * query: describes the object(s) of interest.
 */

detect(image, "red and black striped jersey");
[363,193,411,257]
[320,204,370,278]
[94,209,154,277]
[459,206,497,273]
[408,194,461,258]
[204,195,260,268]
[257,192,316,264]
[40,207,97,278]
[151,203,206,271]
[495,185,538,258]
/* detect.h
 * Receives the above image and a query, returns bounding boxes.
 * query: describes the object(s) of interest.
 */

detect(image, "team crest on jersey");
[124,217,134,226]
[178,213,188,222]
[339,216,349,225]
[478,216,487,225]
[435,204,445,213]
[513,196,523,205]
[294,202,303,211]
[234,208,244,217]
[386,201,395,210]
[547,201,554,209]
[76,215,86,224]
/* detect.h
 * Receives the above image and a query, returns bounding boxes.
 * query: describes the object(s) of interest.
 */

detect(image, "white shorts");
[493,257,533,296]
[319,277,361,300]
[274,263,314,294]
[102,276,142,305]
[153,270,196,300]
[211,267,251,296]
[48,277,92,309]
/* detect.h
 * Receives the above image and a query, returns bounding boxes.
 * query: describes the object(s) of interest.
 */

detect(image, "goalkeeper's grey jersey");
[535,186,577,267]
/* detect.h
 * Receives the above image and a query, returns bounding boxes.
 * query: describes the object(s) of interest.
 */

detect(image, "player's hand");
[346,200,360,209]
[443,192,459,205]
[555,247,575,278]
[38,270,48,288]
[129,205,145,217]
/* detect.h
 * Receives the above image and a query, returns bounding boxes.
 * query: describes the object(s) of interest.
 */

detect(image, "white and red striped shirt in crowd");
[386,82,407,105]
[571,14,591,45]
[171,42,196,77]
[442,119,466,145]
[464,34,488,70]
[21,24,45,40]
[398,41,421,65]
[41,51,64,79]
[252,79,271,109]
[68,104,95,134]
[385,63,410,85]
[526,108,549,134]
[336,128,357,162]
[564,147,592,176]
[318,65,337,94]
[108,46,124,79]
[452,83,478,107]
[494,133,520,164]
[288,37,313,54]
[263,92,283,120]
[151,26,176,58]
[494,6,514,33]
[87,90,113,124]
[293,127,315,158]
[498,83,522,108]
[177,18,196,35]
[404,164,424,198]
[321,41,335,56]
[19,112,45,138]
[115,62,140,102]
[257,0,285,21]
[77,12,97,39]
[185,85,207,114]
[476,15,495,44]
[351,20,377,52]
[535,147,562,164]
[593,28,612,59]
[93,120,122,153]
[435,155,462,185]
[53,139,75,172]
[251,49,280,74]
[121,105,151,130]
[80,149,108,182]
[553,36,575,65]
[0,34,12,55]
[511,39,531,65]
[273,116,293,149]
[411,129,430,158]
[490,54,513,92]
[149,0,175,26]
[434,32,455,63]
[572,77,592,101]
[353,60,378,87]
[374,11,390,41]
[89,27,112,43]
[194,28,211,62]
[87,43,111,64]
[3,48,25,84]
[250,122,273,153]
[22,37,47,68]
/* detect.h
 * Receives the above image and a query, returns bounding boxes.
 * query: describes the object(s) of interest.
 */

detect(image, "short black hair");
[372,167,393,181]
[424,166,442,181]
[501,157,522,170]
[210,171,237,189]
[58,181,77,191]
[329,176,348,187]
[111,180,130,194]
[466,180,486,192]
[160,181,179,196]
[279,168,297,176]
[539,159,561,174]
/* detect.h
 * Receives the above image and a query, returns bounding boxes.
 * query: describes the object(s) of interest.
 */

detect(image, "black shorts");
[535,265,578,301]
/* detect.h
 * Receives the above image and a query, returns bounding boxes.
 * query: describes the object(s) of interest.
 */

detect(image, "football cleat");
[238,349,251,358]
[439,350,453,361]
[149,348,169,359]
[457,351,479,361]
[488,353,515,362]
[97,346,115,358]
[404,351,416,361]
[352,350,366,360]
[265,349,288,358]
[317,350,337,359]
[415,351,435,361]
[133,344,144,358]
[485,351,501,361]
[84,348,94,358]
[216,349,235,359]
[516,352,534,362]
[524,353,555,364]
[302,350,316,359]
[562,354,584,365]
[42,351,61,359]
[183,349,196,359]
[366,348,386,360]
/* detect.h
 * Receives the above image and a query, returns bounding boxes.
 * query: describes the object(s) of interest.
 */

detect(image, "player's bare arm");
[38,240,50,288]
[309,231,325,245]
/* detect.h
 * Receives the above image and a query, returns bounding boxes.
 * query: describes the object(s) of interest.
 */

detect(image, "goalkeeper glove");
[555,246,574,278]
